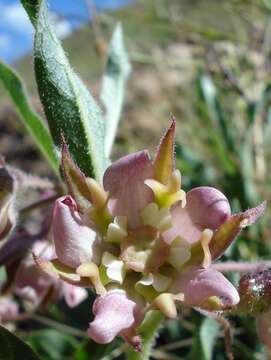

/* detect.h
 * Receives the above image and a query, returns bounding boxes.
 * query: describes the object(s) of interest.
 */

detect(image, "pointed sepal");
[153,117,176,184]
[210,202,266,261]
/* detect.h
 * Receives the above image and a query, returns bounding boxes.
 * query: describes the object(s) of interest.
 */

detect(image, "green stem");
[126,310,164,360]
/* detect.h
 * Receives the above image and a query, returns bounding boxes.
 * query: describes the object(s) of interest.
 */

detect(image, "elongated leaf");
[21,0,107,182]
[199,317,219,360]
[0,61,58,174]
[101,23,131,157]
[199,74,235,152]
[0,325,40,360]
[26,329,79,360]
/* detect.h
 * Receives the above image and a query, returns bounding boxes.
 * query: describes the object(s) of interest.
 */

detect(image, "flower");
[15,240,87,308]
[35,119,265,348]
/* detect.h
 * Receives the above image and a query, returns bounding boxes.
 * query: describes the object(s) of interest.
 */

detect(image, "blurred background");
[1,0,271,359]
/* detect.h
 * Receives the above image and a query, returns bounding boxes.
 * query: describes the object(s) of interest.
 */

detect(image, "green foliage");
[74,339,119,360]
[26,329,79,360]
[199,318,220,360]
[101,23,131,157]
[0,326,40,360]
[21,0,107,181]
[0,61,58,174]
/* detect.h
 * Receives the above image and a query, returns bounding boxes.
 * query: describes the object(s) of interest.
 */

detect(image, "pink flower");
[15,240,87,308]
[35,120,265,347]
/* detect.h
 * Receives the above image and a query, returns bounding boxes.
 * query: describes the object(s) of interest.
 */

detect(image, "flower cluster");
[35,120,265,349]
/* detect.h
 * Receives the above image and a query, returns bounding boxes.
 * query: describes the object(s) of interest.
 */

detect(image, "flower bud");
[237,267,271,315]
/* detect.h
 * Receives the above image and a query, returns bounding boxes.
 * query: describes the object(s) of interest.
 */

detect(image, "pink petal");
[87,291,142,344]
[164,187,231,244]
[256,312,271,352]
[171,267,239,309]
[53,196,99,268]
[62,282,88,308]
[103,151,154,228]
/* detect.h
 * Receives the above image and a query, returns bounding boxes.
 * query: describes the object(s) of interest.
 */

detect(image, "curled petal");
[62,283,88,308]
[103,151,154,228]
[53,196,100,268]
[171,267,239,310]
[164,187,231,245]
[88,291,143,344]
[256,312,271,352]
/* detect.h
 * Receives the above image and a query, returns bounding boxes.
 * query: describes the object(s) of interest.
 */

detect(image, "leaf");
[0,325,40,360]
[74,339,118,360]
[21,0,107,182]
[26,329,78,360]
[0,61,58,174]
[101,23,131,157]
[199,74,234,151]
[197,73,236,175]
[199,317,219,360]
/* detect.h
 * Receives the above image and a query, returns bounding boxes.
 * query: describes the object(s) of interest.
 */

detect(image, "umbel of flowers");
[34,120,265,349]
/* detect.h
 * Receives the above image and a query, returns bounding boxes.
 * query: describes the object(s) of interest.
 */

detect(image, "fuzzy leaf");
[0,61,58,174]
[21,0,107,182]
[101,23,131,157]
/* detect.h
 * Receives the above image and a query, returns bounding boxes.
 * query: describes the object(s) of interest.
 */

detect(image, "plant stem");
[211,261,271,273]
[126,310,164,360]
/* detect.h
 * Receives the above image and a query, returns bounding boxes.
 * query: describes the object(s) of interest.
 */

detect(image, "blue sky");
[0,0,132,63]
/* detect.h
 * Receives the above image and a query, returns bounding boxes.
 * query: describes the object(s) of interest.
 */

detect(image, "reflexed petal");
[62,283,88,308]
[256,312,271,352]
[171,267,239,310]
[87,291,142,344]
[103,150,154,228]
[33,255,91,287]
[164,187,231,244]
[53,196,100,268]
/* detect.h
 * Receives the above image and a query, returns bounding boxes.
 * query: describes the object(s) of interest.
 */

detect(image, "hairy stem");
[211,261,271,273]
[126,311,164,360]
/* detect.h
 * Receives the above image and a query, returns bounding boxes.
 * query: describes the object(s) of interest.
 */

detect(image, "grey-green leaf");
[0,325,40,360]
[0,61,58,174]
[21,0,107,182]
[199,317,219,360]
[101,23,131,157]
